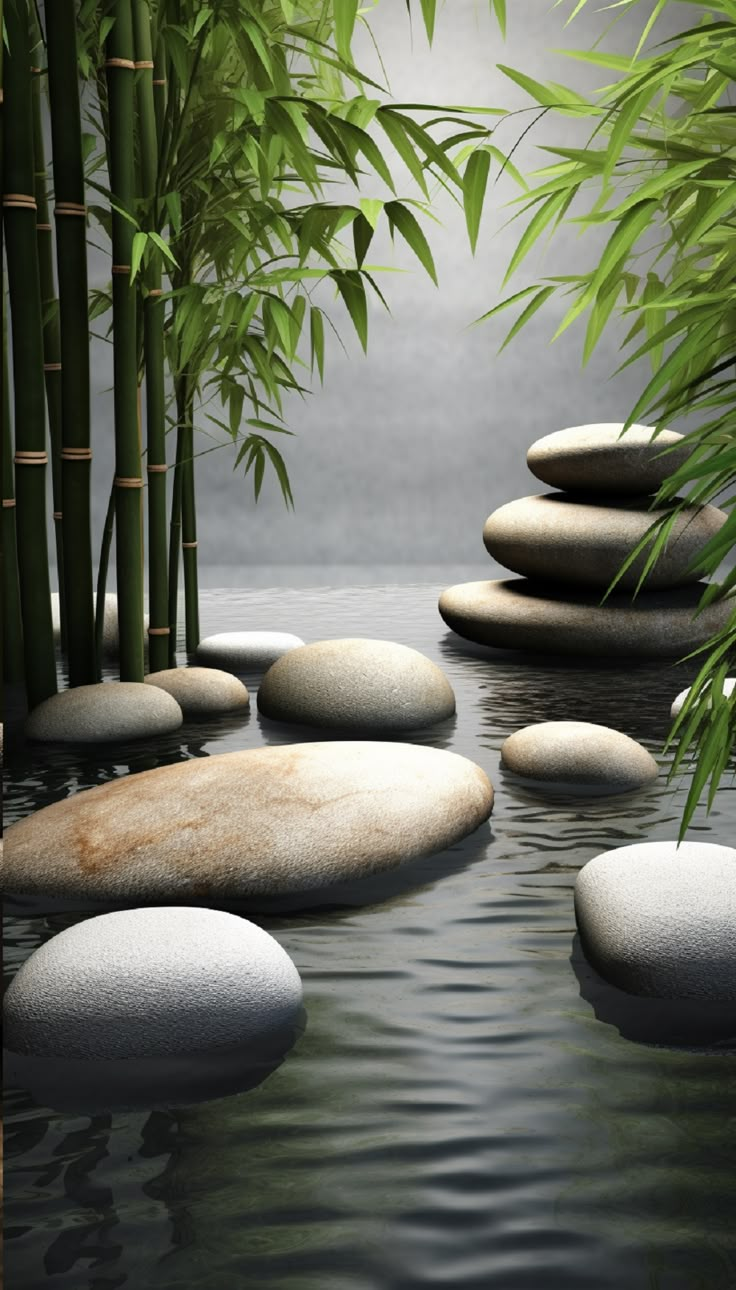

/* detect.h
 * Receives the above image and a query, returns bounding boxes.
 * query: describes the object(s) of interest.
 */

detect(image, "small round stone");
[527,424,692,494]
[195,631,305,673]
[144,667,249,716]
[671,677,736,718]
[257,638,456,730]
[25,682,183,743]
[501,720,658,793]
[3,906,303,1060]
[574,840,736,1000]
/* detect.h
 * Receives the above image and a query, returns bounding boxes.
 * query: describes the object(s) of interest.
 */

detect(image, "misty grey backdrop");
[70,0,702,584]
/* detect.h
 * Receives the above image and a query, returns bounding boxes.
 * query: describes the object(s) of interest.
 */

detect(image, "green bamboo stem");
[167,391,184,668]
[95,481,116,678]
[106,0,145,681]
[3,0,57,707]
[153,34,167,153]
[134,0,168,673]
[181,388,200,652]
[45,0,96,686]
[2,305,25,684]
[31,60,66,654]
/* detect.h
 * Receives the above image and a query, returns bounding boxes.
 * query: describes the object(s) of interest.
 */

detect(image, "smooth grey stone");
[527,424,692,494]
[483,493,725,591]
[144,666,249,716]
[438,579,733,659]
[3,742,494,906]
[575,840,736,1001]
[195,631,304,672]
[501,720,658,794]
[25,682,183,743]
[3,906,303,1060]
[51,592,149,656]
[257,638,456,730]
[671,677,736,718]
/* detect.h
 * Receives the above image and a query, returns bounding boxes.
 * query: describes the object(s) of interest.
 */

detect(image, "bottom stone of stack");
[438,578,733,659]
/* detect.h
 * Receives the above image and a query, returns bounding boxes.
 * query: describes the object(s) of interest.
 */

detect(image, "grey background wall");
[77,0,700,579]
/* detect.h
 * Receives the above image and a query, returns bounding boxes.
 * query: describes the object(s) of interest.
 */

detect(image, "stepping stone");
[144,667,249,717]
[52,592,149,656]
[25,682,183,743]
[671,677,736,718]
[195,631,304,673]
[3,906,303,1060]
[257,638,456,731]
[438,579,733,659]
[501,720,658,794]
[483,494,725,591]
[574,840,736,1000]
[527,424,692,495]
[3,742,494,908]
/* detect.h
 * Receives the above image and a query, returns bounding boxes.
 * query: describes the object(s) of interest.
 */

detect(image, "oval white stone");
[25,681,183,743]
[195,631,304,672]
[144,666,249,716]
[671,677,736,718]
[3,906,303,1060]
[501,721,658,793]
[574,840,736,1000]
[527,424,691,494]
[3,741,494,905]
[257,638,456,730]
[482,493,725,591]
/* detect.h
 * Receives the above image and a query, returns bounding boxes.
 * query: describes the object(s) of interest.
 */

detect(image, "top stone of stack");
[527,424,692,495]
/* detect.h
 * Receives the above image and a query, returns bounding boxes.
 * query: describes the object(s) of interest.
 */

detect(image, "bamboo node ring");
[53,511,63,519]
[147,626,171,636]
[30,66,42,74]
[61,448,92,459]
[54,202,87,216]
[112,264,131,274]
[105,58,136,69]
[152,78,167,86]
[147,464,167,472]
[182,541,198,549]
[14,451,48,464]
[3,194,37,209]
[135,60,155,69]
[3,498,16,508]
[44,362,62,372]
[36,222,53,231]
[147,288,164,297]
[115,476,144,488]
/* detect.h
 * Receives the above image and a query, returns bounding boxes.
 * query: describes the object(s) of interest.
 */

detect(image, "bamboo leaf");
[130,231,148,282]
[385,201,438,284]
[353,212,374,268]
[499,285,557,350]
[310,306,325,382]
[330,269,368,351]
[334,0,359,62]
[377,109,430,197]
[502,190,569,286]
[463,147,491,254]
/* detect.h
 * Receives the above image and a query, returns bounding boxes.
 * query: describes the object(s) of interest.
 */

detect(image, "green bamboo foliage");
[3,0,57,707]
[133,0,169,673]
[30,59,66,653]
[106,0,145,681]
[44,0,96,686]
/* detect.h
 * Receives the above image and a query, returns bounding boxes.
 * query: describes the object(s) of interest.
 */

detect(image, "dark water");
[4,581,736,1290]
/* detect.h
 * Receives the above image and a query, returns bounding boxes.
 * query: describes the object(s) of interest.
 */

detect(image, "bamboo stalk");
[95,481,116,677]
[45,0,96,686]
[167,390,184,668]
[2,302,25,684]
[106,0,145,681]
[31,58,66,653]
[3,0,57,707]
[134,0,169,673]
[181,386,200,652]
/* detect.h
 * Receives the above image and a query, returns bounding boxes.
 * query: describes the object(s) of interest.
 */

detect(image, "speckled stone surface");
[3,741,494,905]
[671,677,736,718]
[527,424,692,495]
[574,840,736,1000]
[144,667,249,716]
[482,494,725,591]
[501,721,658,794]
[438,579,733,659]
[51,592,149,655]
[3,906,303,1060]
[195,631,305,672]
[257,638,456,730]
[25,682,183,743]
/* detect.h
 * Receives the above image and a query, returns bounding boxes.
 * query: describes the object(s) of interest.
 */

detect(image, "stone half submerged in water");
[500,721,658,795]
[2,741,494,911]
[439,578,732,659]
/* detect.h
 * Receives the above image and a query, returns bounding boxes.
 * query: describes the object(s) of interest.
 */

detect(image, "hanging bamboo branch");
[30,58,66,654]
[45,0,96,686]
[3,0,57,708]
[106,0,145,681]
[134,0,169,674]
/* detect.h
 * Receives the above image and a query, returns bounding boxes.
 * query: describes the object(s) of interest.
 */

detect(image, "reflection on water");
[4,582,736,1290]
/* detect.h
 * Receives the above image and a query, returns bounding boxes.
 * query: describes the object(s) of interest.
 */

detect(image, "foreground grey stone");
[439,579,732,659]
[575,840,736,1001]
[671,677,736,718]
[3,741,494,906]
[51,592,149,656]
[482,493,725,591]
[258,638,456,730]
[501,721,658,793]
[144,666,249,716]
[25,682,183,743]
[3,906,302,1060]
[195,631,305,672]
[527,424,692,495]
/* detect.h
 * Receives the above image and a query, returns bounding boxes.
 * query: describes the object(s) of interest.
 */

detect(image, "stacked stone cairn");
[439,423,733,658]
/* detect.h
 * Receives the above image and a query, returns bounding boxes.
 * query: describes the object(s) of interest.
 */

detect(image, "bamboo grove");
[1,0,507,707]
